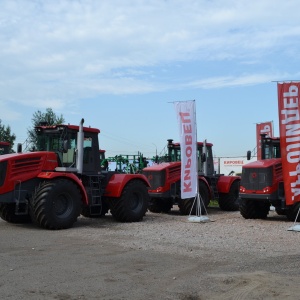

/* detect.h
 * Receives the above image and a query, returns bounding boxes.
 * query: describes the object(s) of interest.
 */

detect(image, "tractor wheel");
[178,181,209,215]
[218,180,240,211]
[258,202,270,219]
[239,198,254,219]
[286,203,300,222]
[239,198,270,219]
[109,180,149,222]
[81,201,109,218]
[148,198,173,213]
[30,179,81,230]
[0,203,31,224]
[275,207,286,216]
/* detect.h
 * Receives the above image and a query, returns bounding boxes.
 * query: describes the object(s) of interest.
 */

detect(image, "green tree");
[27,108,65,150]
[0,119,16,153]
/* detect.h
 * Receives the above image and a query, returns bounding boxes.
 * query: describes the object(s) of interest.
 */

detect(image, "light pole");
[152,143,157,157]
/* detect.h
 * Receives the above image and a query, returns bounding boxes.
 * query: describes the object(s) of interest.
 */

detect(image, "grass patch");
[208,199,219,207]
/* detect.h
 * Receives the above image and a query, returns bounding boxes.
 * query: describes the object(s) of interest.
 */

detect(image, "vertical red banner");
[277,82,300,205]
[256,122,273,160]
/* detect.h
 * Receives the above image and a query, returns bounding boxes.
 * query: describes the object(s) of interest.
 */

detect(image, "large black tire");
[0,203,31,224]
[148,198,173,213]
[219,180,240,211]
[30,179,81,230]
[239,198,270,219]
[178,181,210,215]
[109,180,149,222]
[275,207,286,216]
[286,203,300,222]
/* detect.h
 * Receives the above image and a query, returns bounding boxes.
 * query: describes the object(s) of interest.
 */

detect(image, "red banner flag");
[256,122,273,160]
[174,100,198,199]
[277,82,300,205]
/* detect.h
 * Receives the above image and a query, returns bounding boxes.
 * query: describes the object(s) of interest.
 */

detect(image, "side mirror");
[201,153,206,163]
[247,150,251,160]
[62,140,70,153]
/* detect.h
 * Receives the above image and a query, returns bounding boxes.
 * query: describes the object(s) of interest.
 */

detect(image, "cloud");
[1,0,300,110]
[194,68,300,89]
[184,71,298,89]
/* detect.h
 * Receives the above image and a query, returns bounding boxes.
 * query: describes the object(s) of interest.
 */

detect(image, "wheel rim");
[53,193,73,218]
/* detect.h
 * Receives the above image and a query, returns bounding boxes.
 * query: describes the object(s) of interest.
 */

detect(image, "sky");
[1,0,300,159]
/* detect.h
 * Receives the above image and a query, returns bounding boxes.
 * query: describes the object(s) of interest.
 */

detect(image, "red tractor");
[142,139,240,214]
[0,119,150,229]
[239,134,299,221]
[0,142,10,155]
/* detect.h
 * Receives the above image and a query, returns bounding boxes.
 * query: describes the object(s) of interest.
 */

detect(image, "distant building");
[214,156,257,176]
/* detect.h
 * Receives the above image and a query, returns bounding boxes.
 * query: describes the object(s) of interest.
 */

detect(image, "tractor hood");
[242,158,281,169]
[143,161,181,171]
[0,151,59,192]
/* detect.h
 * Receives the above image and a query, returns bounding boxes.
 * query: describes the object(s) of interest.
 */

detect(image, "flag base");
[187,193,211,223]
[287,206,300,232]
[187,216,210,223]
[287,224,300,232]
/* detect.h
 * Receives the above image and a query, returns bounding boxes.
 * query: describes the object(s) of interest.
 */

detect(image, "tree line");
[0,108,64,153]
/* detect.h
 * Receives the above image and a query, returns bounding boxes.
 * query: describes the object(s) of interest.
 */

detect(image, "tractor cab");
[247,134,281,161]
[166,139,215,176]
[261,135,281,159]
[35,122,101,175]
[0,142,10,155]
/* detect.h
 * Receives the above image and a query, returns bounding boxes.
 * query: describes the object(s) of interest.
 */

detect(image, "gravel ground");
[1,206,300,299]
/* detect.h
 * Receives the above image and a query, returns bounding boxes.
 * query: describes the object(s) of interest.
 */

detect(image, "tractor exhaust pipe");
[76,118,84,174]
[203,139,208,176]
[167,139,173,162]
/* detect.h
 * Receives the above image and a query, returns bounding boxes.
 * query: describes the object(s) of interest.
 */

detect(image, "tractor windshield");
[168,144,211,163]
[36,133,62,152]
[168,144,214,175]
[0,142,9,155]
[36,128,76,151]
[168,146,181,161]
[262,138,281,159]
[36,127,77,167]
[264,143,281,159]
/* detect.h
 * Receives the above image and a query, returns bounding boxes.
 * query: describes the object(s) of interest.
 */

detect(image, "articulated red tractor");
[0,142,10,155]
[239,134,299,221]
[0,119,150,229]
[142,139,240,215]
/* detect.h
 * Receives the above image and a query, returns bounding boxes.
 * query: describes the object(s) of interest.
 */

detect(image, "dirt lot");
[1,207,300,300]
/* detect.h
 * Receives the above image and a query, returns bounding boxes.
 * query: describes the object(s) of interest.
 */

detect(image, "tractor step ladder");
[14,180,28,215]
[88,175,103,216]
[209,176,219,200]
